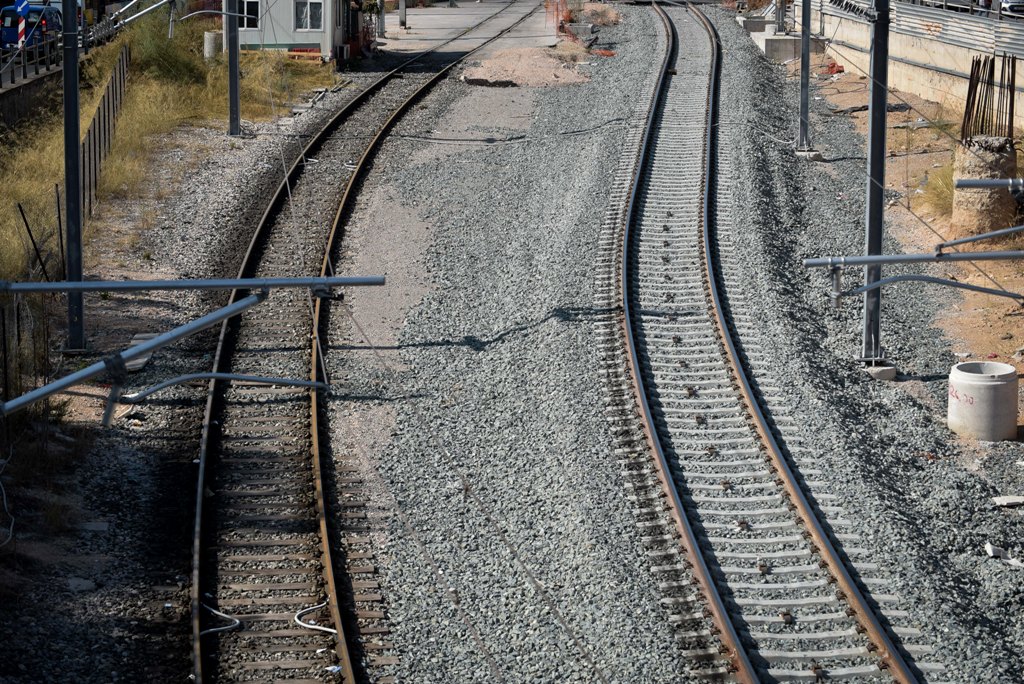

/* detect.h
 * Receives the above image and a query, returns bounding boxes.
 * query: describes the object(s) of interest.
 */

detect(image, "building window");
[238,0,259,28]
[295,0,322,30]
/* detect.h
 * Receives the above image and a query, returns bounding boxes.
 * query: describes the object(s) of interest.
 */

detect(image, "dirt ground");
[462,45,591,86]
[793,52,1024,376]
[461,3,619,87]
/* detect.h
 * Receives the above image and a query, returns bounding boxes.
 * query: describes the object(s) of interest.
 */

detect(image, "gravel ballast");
[4,3,1022,681]
[324,6,687,682]
[709,7,1024,680]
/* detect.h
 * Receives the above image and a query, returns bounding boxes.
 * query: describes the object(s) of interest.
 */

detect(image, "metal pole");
[956,177,1024,189]
[63,0,84,350]
[226,0,241,136]
[399,0,406,29]
[776,0,786,33]
[3,292,265,417]
[862,0,889,362]
[805,249,1024,268]
[0,274,386,294]
[798,0,813,150]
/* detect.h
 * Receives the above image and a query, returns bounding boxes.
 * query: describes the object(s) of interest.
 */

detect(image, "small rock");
[68,577,97,592]
[864,364,898,381]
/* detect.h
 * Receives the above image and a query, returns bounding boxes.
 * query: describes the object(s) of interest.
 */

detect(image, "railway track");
[598,3,948,682]
[189,2,542,681]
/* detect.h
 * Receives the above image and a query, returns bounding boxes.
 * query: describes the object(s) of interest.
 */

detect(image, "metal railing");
[0,33,62,89]
[80,43,129,218]
[819,0,1024,59]
[0,15,121,91]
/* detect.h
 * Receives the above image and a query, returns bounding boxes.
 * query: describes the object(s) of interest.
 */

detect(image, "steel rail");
[307,3,543,675]
[308,4,544,670]
[188,3,530,681]
[619,2,757,681]
[684,4,920,682]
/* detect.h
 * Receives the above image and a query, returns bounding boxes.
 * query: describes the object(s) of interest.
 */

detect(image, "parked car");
[1001,0,1024,16]
[0,4,62,50]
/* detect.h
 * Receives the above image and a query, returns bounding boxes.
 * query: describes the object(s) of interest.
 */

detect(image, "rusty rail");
[191,2,545,681]
[618,2,758,680]
[686,3,919,682]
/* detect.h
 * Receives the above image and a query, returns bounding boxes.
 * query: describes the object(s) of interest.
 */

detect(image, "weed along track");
[190,2,544,681]
[598,3,945,681]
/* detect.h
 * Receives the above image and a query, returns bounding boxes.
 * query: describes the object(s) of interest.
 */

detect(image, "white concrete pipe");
[947,361,1019,441]
[204,30,223,61]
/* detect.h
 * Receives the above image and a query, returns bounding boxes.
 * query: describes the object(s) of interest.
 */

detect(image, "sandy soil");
[462,44,590,87]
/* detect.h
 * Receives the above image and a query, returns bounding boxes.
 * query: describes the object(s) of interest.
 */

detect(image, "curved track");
[614,3,935,682]
[190,2,542,681]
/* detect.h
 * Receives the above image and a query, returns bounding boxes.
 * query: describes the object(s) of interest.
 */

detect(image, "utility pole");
[399,0,405,29]
[862,0,889,363]
[775,0,786,33]
[63,0,84,350]
[796,0,821,160]
[377,0,385,37]
[226,0,240,135]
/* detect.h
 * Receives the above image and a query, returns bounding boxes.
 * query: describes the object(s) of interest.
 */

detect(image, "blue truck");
[0,4,62,50]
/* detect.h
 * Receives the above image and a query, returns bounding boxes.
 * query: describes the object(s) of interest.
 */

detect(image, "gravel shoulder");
[710,7,1024,680]
[325,6,687,682]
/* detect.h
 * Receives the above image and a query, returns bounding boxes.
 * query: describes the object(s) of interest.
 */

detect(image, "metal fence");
[820,0,1024,59]
[81,43,129,218]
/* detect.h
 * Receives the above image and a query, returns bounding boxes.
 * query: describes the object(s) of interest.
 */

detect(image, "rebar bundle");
[961,54,1016,142]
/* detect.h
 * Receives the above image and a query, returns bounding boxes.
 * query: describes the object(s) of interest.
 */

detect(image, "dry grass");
[550,40,590,63]
[0,13,335,278]
[922,160,955,217]
[0,37,129,280]
[583,3,620,26]
[101,14,334,198]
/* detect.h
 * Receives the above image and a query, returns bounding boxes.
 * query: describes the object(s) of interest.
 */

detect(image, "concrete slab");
[748,28,825,64]
[380,0,557,58]
[736,15,768,32]
[795,148,824,161]
[864,364,898,381]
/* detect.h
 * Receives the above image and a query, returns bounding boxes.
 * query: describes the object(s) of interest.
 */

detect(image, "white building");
[227,0,364,62]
